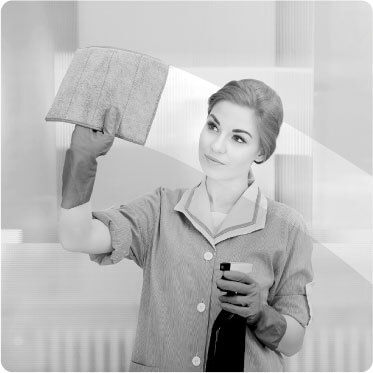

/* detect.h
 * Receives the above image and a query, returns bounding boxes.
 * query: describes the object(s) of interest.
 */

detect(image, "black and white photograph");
[1,1,372,371]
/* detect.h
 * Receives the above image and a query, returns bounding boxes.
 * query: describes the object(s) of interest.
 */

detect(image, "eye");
[233,135,246,144]
[207,122,218,132]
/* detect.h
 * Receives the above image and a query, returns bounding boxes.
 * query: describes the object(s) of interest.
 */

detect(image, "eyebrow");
[209,114,253,139]
[210,114,220,125]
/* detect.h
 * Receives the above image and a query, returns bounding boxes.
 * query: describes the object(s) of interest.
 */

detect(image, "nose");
[210,134,226,154]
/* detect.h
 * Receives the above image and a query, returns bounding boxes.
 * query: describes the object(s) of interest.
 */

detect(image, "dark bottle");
[206,263,248,372]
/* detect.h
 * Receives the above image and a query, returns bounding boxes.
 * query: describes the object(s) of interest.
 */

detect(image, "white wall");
[77,1,276,68]
[2,1,76,242]
[313,1,372,230]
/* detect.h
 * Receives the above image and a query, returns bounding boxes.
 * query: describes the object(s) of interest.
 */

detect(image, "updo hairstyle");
[207,79,283,164]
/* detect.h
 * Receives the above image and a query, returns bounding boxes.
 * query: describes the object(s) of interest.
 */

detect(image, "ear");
[254,150,265,163]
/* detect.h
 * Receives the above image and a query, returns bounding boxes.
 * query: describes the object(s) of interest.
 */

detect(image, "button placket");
[202,247,219,370]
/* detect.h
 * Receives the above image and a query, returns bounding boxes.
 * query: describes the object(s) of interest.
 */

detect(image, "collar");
[174,169,268,248]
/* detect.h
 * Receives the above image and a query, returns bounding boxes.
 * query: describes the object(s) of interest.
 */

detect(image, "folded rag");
[45,46,169,145]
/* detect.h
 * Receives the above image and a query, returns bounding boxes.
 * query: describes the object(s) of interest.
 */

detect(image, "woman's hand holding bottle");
[217,270,264,322]
[217,270,287,351]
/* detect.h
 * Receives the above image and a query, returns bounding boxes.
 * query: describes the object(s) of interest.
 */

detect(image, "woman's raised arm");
[58,107,120,254]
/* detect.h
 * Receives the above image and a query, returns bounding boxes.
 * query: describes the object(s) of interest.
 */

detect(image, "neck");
[205,176,249,213]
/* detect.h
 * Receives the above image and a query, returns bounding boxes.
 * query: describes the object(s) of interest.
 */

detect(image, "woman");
[59,79,313,372]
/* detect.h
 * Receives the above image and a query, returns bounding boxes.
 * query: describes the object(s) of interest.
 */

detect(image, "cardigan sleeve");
[270,212,314,328]
[88,187,162,268]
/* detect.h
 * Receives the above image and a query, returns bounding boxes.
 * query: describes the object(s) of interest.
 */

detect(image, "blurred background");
[2,1,372,371]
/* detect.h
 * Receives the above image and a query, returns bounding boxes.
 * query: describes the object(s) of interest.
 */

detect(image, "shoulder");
[265,197,308,232]
[133,186,186,210]
[155,186,187,204]
[265,198,312,255]
[118,186,187,220]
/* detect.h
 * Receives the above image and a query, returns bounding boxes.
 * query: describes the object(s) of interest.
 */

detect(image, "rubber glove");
[217,270,287,351]
[61,107,121,209]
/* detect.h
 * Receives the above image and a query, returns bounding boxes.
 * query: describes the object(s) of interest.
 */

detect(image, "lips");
[205,154,225,165]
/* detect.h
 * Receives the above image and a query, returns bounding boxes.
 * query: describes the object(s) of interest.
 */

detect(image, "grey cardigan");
[90,177,314,372]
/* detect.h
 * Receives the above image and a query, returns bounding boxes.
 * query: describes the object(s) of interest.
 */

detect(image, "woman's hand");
[70,106,121,158]
[216,269,288,351]
[216,270,264,324]
[61,107,121,209]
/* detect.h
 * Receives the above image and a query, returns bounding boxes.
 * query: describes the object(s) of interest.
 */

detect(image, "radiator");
[286,326,372,372]
[33,328,136,372]
[30,326,371,371]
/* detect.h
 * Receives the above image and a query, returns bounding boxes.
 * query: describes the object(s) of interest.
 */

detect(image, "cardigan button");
[197,302,206,312]
[192,356,201,366]
[204,252,213,261]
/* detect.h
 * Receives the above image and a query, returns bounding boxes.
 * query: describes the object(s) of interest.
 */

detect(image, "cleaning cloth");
[45,46,169,145]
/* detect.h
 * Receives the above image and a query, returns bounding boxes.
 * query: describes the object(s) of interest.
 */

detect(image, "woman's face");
[199,100,264,182]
